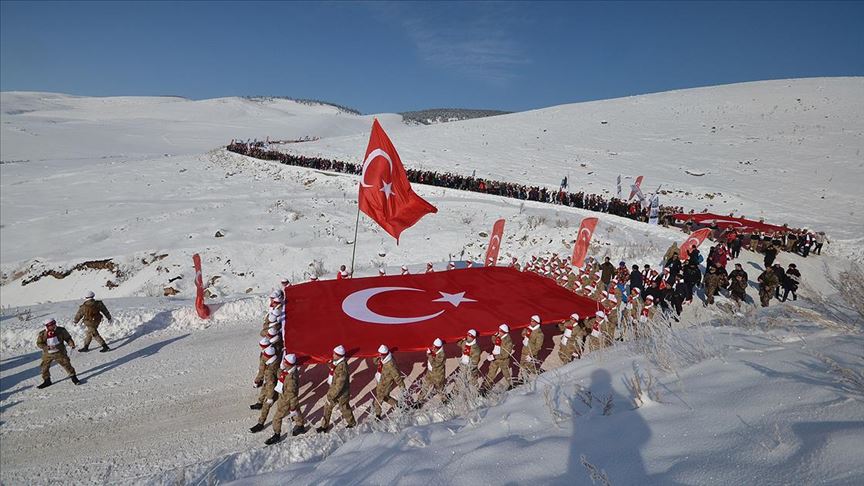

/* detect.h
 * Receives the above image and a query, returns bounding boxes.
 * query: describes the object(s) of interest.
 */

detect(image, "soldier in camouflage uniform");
[557,313,583,363]
[264,353,306,445]
[704,266,721,306]
[482,324,513,394]
[73,291,112,352]
[757,267,780,308]
[457,329,481,382]
[317,345,356,432]
[36,319,80,388]
[372,344,405,418]
[519,315,544,380]
[249,345,280,423]
[422,338,447,402]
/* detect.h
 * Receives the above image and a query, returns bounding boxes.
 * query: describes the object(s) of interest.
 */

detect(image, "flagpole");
[350,203,361,276]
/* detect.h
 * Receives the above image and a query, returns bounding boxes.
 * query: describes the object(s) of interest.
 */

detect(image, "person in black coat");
[772,263,786,299]
[782,263,801,301]
[763,243,778,269]
[629,264,644,295]
[688,247,702,267]
[683,262,702,301]
[670,277,689,317]
[730,235,742,259]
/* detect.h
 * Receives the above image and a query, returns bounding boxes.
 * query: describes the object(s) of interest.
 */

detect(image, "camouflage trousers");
[759,287,775,307]
[558,336,580,364]
[82,324,106,348]
[519,352,541,377]
[322,394,356,428]
[41,352,76,381]
[373,381,399,416]
[272,394,305,434]
[485,357,512,388]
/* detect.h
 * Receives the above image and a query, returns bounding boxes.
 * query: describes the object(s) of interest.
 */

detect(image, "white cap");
[433,338,443,347]
[268,314,279,323]
[263,346,277,358]
[44,318,57,327]
[269,334,281,344]
[448,261,456,267]
[270,290,282,299]
[401,265,408,270]
[259,338,270,348]
[283,353,296,365]
[467,329,477,337]
[531,315,541,323]
[498,323,510,333]
[378,344,389,354]
[280,278,290,285]
[333,345,346,356]
[646,295,654,301]
[595,310,606,318]
[570,313,580,320]
[84,290,95,299]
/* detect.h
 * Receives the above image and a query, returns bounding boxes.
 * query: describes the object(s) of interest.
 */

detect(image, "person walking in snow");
[557,313,584,363]
[519,315,544,380]
[265,353,306,445]
[317,345,356,432]
[36,318,80,388]
[814,232,829,255]
[763,242,778,269]
[372,344,405,418]
[482,324,513,394]
[782,263,801,302]
[422,338,447,402]
[757,267,780,307]
[704,266,721,306]
[771,263,786,300]
[250,345,280,431]
[457,329,482,380]
[599,257,615,287]
[73,290,112,353]
[728,263,749,306]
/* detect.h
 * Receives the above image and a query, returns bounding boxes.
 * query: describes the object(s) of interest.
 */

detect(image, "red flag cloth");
[283,266,596,362]
[484,219,506,267]
[628,175,644,201]
[679,228,713,261]
[359,119,437,241]
[571,217,599,268]
[671,212,788,234]
[192,254,211,319]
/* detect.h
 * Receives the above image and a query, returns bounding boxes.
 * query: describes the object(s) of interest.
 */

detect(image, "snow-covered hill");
[1,80,863,485]
[285,78,864,240]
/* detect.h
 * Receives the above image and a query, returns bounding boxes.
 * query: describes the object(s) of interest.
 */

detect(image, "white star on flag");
[380,181,393,199]
[432,291,477,307]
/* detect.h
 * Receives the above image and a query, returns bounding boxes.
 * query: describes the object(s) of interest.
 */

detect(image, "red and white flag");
[283,267,596,362]
[571,217,599,268]
[359,119,437,242]
[484,219,505,267]
[192,254,211,319]
[628,175,644,201]
[679,228,712,261]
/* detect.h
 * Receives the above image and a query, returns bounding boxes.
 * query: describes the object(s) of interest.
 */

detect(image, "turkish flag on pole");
[283,267,596,362]
[679,228,712,261]
[628,175,644,201]
[192,254,211,319]
[359,119,437,241]
[484,219,506,267]
[571,217,599,268]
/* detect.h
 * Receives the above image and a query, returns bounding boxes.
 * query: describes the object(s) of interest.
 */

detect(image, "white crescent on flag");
[341,287,477,325]
[360,148,394,188]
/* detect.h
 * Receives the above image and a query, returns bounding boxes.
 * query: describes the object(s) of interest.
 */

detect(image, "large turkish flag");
[359,119,437,241]
[679,228,713,261]
[283,266,597,362]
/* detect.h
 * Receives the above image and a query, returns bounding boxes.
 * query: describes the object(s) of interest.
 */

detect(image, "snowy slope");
[2,80,863,485]
[284,78,864,240]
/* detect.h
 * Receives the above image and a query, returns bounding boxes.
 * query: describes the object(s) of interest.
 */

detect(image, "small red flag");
[679,228,712,261]
[359,119,437,241]
[571,217,599,268]
[283,267,596,362]
[192,254,211,319]
[484,219,506,267]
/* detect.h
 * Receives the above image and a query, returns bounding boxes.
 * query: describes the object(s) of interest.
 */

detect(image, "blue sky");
[2,1,862,113]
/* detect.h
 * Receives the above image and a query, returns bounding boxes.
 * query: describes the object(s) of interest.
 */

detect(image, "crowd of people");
[226,141,686,225]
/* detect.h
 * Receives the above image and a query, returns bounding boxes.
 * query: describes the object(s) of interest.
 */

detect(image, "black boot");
[37,379,52,389]
[291,425,306,436]
[249,423,266,433]
[99,345,110,353]
[70,375,81,385]
[315,424,331,433]
[250,403,263,410]
[78,347,90,353]
[264,433,283,445]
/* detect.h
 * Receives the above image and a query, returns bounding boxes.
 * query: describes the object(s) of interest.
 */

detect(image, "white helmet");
[84,290,95,300]
[498,323,510,333]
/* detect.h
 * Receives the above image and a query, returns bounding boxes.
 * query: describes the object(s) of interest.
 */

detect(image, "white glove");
[487,354,494,362]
